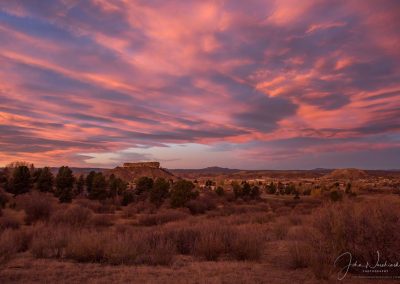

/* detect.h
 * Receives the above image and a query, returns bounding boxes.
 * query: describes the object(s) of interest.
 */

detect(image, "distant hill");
[171,166,240,174]
[4,166,395,180]
[323,168,368,180]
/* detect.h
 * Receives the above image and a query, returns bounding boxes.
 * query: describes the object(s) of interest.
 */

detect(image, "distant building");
[123,162,160,169]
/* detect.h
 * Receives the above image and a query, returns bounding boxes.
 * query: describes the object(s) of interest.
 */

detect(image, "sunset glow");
[0,1,399,169]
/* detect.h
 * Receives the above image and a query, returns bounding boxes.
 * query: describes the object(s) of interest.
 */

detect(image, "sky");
[0,0,399,170]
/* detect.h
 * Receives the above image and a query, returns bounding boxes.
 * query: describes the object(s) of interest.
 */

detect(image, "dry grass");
[75,198,116,214]
[0,215,20,231]
[272,219,290,240]
[287,241,310,269]
[91,214,115,227]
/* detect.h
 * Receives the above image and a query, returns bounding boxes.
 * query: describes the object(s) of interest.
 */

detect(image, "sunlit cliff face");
[0,1,399,169]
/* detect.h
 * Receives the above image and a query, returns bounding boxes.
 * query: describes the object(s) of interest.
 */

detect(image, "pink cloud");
[0,0,399,168]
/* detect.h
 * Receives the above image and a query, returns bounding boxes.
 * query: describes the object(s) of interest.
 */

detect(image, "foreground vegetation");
[0,162,399,283]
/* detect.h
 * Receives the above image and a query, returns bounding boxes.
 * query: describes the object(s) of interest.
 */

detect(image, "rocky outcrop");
[123,162,160,169]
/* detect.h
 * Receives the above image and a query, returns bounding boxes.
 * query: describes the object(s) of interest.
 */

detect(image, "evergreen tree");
[242,182,251,196]
[285,183,296,195]
[76,175,85,195]
[85,171,96,193]
[232,181,243,198]
[55,166,74,203]
[108,175,127,198]
[267,182,277,194]
[250,185,260,199]
[215,186,224,196]
[89,172,107,200]
[0,170,7,189]
[150,177,170,206]
[345,182,352,194]
[36,167,54,192]
[108,174,118,197]
[170,180,197,208]
[8,165,32,195]
[135,176,153,195]
[121,190,135,206]
[32,168,42,183]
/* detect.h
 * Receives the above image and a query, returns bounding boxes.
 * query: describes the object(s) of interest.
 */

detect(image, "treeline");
[0,163,199,208]
[265,182,301,197]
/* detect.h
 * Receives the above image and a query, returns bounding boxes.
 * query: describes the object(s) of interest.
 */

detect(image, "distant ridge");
[49,167,107,176]
[171,166,241,174]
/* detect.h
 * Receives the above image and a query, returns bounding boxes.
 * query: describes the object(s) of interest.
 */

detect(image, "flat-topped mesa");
[123,162,160,169]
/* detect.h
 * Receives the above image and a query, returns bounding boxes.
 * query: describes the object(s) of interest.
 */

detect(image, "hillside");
[323,168,368,180]
[106,166,175,182]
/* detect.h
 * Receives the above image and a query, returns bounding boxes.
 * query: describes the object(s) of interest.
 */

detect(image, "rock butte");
[123,162,160,169]
[107,162,175,181]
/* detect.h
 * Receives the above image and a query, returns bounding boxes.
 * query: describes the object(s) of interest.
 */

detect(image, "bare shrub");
[31,225,70,258]
[163,225,200,255]
[17,193,54,224]
[137,211,187,226]
[0,229,19,265]
[230,226,264,261]
[194,224,230,260]
[103,232,145,264]
[64,229,175,265]
[300,200,400,279]
[65,230,106,262]
[163,222,265,261]
[186,199,208,215]
[0,189,9,208]
[0,229,32,264]
[50,205,92,227]
[186,195,216,215]
[137,231,175,265]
